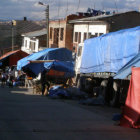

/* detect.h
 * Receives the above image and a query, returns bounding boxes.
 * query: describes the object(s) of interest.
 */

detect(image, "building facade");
[69,11,140,50]
[21,29,47,54]
[49,14,86,51]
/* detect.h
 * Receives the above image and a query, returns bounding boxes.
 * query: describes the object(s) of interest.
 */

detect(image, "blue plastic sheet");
[17,48,73,76]
[48,86,71,99]
[44,61,74,72]
[44,61,75,78]
[114,53,140,79]
[80,26,140,73]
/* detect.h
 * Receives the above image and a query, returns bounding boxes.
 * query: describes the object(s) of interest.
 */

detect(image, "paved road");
[0,86,139,140]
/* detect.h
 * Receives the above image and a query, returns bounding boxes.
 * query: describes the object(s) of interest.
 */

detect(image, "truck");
[75,26,140,106]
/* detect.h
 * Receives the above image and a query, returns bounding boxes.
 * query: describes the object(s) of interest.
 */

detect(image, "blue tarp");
[17,48,73,76]
[80,26,140,73]
[44,61,75,78]
[114,53,140,79]
[44,61,74,73]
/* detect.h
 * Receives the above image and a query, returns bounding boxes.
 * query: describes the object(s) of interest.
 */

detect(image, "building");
[0,17,44,56]
[69,11,140,50]
[21,29,47,54]
[49,14,86,51]
[0,50,28,67]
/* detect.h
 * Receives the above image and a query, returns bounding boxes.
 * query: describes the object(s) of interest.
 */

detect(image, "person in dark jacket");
[41,70,50,95]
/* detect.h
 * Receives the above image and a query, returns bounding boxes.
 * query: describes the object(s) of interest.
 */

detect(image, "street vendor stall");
[17,48,74,77]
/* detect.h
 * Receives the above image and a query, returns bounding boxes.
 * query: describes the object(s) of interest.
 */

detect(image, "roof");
[0,20,44,49]
[0,50,20,61]
[22,28,47,37]
[69,11,139,23]
[15,20,44,34]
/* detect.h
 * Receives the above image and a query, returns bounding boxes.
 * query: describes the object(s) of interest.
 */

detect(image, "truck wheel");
[110,81,120,107]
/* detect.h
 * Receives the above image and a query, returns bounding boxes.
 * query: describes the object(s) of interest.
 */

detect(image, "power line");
[65,0,69,17]
[77,0,81,12]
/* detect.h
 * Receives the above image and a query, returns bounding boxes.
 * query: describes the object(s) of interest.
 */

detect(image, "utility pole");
[11,20,16,51]
[46,5,49,48]
[12,24,14,51]
[38,2,49,48]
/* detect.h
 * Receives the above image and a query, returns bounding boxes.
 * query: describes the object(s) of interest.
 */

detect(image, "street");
[0,86,139,140]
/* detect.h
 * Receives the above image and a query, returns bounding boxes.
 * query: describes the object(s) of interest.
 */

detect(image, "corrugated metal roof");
[22,28,47,37]
[69,11,139,23]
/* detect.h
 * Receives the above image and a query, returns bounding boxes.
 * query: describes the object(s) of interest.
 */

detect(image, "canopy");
[114,53,140,79]
[17,48,73,76]
[80,26,140,73]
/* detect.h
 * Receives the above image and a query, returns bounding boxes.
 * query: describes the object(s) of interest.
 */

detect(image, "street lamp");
[38,2,49,48]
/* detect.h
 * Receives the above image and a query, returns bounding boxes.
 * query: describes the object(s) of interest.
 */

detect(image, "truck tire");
[110,81,120,107]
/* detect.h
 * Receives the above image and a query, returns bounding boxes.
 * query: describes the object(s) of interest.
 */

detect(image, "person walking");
[1,72,6,87]
[41,70,50,95]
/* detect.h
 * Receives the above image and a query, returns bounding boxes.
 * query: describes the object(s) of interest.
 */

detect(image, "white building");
[21,29,47,54]
[69,17,109,50]
[69,11,140,51]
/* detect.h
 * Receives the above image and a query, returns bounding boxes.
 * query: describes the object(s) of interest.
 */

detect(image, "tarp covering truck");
[75,26,140,106]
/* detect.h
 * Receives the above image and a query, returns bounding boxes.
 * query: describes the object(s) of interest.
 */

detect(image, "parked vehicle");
[75,26,140,106]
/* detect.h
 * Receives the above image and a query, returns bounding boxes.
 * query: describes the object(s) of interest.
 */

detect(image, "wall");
[100,11,140,32]
[49,20,66,48]
[65,23,74,51]
[21,36,39,54]
[73,22,107,49]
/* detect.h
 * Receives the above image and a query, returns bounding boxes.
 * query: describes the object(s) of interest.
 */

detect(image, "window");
[78,32,81,43]
[95,33,98,37]
[60,28,64,41]
[83,32,87,41]
[99,33,103,36]
[30,41,35,51]
[88,32,92,38]
[50,27,53,40]
[89,33,98,38]
[74,32,78,42]
[25,40,27,47]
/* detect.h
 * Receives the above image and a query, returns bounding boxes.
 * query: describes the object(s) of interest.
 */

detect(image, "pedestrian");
[41,70,50,95]
[1,71,6,87]
[0,72,2,86]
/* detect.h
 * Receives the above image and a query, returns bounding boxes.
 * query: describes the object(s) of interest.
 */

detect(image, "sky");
[0,0,140,20]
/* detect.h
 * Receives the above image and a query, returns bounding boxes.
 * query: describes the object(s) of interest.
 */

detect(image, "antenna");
[114,0,118,13]
[101,0,105,11]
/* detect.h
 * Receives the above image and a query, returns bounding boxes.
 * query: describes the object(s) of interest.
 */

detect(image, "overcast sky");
[0,0,140,20]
